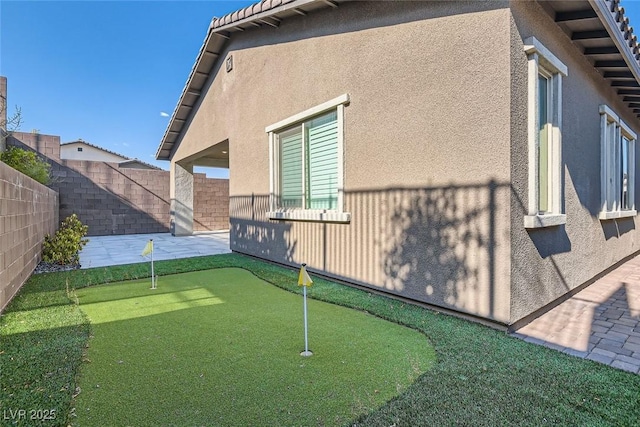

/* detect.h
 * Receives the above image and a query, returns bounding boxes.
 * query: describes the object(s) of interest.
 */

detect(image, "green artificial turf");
[2,252,640,427]
[72,268,434,426]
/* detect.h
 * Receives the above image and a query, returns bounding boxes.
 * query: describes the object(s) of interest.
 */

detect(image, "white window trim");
[266,94,351,223]
[599,104,637,220]
[523,37,568,229]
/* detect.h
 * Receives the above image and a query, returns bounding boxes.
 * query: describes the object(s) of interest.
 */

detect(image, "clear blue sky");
[1,1,254,178]
[3,1,640,178]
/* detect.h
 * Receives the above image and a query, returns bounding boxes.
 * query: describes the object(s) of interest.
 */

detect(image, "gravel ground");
[33,261,80,274]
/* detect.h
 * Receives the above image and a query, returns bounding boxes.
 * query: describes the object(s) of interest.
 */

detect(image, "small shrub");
[0,146,51,185]
[43,214,89,265]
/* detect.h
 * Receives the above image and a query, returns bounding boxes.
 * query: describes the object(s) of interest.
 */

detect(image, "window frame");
[523,37,568,229]
[599,104,637,220]
[266,94,351,223]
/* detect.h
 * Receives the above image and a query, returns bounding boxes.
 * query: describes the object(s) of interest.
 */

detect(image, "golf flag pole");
[298,263,313,357]
[141,239,156,289]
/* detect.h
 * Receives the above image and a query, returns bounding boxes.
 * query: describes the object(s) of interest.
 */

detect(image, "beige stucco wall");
[509,1,640,323]
[172,1,513,322]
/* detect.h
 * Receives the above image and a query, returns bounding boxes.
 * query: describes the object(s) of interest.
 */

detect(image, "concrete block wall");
[50,160,171,235]
[49,161,229,236]
[194,174,229,231]
[8,133,229,236]
[0,161,58,311]
[10,132,61,162]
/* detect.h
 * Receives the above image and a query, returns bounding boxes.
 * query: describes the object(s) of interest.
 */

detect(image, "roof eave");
[589,0,640,84]
[155,0,334,162]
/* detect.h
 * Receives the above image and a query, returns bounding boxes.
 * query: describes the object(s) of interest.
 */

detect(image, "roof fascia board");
[589,0,640,84]
[210,0,320,33]
[155,30,219,160]
[156,0,330,161]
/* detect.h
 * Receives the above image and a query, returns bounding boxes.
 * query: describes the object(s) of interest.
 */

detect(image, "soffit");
[540,0,640,119]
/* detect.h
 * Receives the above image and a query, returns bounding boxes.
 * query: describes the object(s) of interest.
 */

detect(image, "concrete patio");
[79,231,230,269]
[513,254,640,374]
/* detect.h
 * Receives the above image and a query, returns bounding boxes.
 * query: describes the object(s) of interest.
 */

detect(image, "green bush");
[0,145,51,185]
[43,214,89,265]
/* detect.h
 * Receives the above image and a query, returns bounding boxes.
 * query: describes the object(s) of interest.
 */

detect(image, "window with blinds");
[277,110,338,210]
[266,94,350,223]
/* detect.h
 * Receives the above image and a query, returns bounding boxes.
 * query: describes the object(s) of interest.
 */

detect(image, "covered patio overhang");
[541,0,640,119]
[170,140,229,236]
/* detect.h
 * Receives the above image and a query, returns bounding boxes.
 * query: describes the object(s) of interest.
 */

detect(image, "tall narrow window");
[599,105,637,219]
[523,37,568,229]
[538,72,550,214]
[267,94,350,223]
[621,136,631,210]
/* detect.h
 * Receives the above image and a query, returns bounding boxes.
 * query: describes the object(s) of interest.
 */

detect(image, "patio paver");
[79,231,230,269]
[514,254,640,374]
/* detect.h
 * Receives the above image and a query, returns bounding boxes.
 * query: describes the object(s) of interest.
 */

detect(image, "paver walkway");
[513,254,640,374]
[79,231,230,269]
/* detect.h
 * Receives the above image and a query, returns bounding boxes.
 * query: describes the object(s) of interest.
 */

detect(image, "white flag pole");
[150,239,156,290]
[299,263,313,357]
[303,285,309,353]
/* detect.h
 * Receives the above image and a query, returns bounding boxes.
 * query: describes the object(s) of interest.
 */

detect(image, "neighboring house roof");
[117,159,161,170]
[156,0,640,161]
[62,139,162,170]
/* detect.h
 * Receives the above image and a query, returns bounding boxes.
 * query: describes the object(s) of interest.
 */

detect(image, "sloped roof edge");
[156,0,334,161]
[591,0,640,82]
[156,0,640,162]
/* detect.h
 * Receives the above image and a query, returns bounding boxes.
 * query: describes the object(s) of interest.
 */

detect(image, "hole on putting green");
[300,350,313,357]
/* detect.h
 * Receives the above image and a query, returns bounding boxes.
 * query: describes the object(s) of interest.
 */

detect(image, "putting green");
[73,268,434,426]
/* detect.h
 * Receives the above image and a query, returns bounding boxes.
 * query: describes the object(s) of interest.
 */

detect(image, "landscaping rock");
[33,261,80,274]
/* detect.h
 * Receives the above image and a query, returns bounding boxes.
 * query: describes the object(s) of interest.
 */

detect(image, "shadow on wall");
[8,138,169,236]
[381,182,498,313]
[601,217,637,240]
[170,199,210,235]
[230,194,295,264]
[230,180,511,320]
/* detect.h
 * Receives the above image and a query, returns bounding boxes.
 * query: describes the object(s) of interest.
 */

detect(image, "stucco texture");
[172,1,513,322]
[510,1,640,323]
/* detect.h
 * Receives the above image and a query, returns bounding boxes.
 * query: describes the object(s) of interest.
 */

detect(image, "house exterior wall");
[172,1,514,322]
[509,1,640,323]
[60,142,128,162]
[0,161,58,311]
